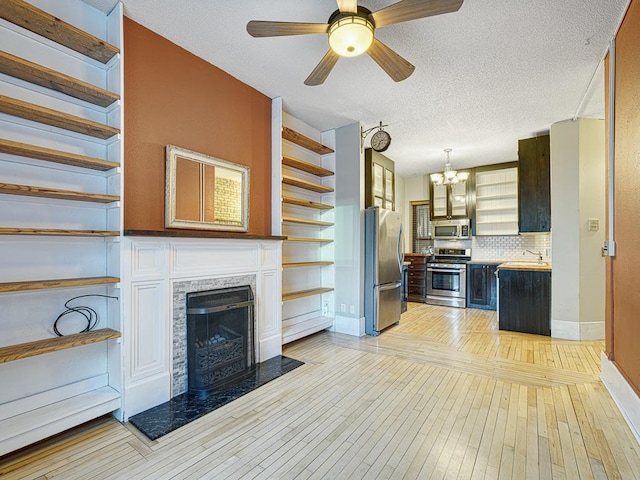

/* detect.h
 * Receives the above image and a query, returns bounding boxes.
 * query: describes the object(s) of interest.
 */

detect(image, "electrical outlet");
[340,303,346,312]
[349,305,355,314]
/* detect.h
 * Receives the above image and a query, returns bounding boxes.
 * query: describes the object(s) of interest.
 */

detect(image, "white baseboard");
[579,321,605,340]
[601,352,640,444]
[331,315,365,337]
[123,373,171,421]
[259,334,282,363]
[551,319,604,340]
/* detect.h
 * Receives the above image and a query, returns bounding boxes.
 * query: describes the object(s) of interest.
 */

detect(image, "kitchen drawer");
[408,276,425,285]
[408,286,426,295]
[407,270,425,278]
[405,255,428,264]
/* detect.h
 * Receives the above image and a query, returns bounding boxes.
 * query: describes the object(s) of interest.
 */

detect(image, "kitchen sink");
[499,261,550,267]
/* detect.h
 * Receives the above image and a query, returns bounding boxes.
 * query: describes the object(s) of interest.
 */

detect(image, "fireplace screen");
[186,286,255,395]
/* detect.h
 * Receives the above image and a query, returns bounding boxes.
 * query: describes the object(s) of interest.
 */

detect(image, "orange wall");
[123,18,272,235]
[607,0,640,394]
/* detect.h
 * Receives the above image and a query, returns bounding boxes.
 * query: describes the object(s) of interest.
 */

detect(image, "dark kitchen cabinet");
[365,148,395,210]
[405,254,428,303]
[498,269,551,336]
[429,179,471,220]
[518,135,550,232]
[467,263,498,310]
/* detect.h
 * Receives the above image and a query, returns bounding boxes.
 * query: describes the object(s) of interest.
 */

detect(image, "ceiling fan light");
[328,16,374,57]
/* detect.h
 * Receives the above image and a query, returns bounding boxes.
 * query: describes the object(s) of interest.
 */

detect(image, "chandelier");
[430,149,469,185]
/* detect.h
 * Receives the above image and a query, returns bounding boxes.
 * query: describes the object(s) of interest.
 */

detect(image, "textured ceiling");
[81,0,627,176]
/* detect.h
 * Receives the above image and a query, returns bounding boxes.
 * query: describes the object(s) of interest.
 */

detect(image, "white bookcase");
[272,101,336,344]
[474,166,518,236]
[0,0,123,455]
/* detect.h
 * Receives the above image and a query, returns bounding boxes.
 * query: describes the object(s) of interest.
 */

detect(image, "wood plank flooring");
[1,303,639,479]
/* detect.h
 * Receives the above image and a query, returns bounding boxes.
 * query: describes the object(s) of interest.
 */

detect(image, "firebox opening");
[186,285,255,396]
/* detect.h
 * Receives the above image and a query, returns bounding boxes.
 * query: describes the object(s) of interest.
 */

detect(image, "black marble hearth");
[128,356,304,440]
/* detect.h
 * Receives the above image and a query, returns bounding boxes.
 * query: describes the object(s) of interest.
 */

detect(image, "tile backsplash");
[434,232,552,263]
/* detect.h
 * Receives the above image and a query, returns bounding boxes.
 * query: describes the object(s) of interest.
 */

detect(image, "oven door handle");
[427,267,463,274]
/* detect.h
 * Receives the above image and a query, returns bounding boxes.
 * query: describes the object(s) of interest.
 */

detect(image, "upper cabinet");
[364,148,395,210]
[430,177,470,220]
[518,135,551,232]
[473,163,519,236]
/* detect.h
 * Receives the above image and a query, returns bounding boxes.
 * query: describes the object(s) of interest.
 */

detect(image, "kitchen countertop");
[496,262,552,272]
[467,260,502,265]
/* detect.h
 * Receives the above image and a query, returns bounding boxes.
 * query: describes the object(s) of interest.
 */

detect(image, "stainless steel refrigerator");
[365,206,405,336]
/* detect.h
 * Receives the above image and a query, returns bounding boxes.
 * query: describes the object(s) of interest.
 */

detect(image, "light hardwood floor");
[1,303,639,479]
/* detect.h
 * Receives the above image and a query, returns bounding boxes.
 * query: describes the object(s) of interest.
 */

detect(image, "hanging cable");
[53,294,119,336]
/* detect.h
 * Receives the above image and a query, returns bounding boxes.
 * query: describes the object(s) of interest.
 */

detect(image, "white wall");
[332,122,365,336]
[550,118,606,340]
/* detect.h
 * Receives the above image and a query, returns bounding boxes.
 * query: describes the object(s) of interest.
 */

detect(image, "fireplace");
[186,286,255,395]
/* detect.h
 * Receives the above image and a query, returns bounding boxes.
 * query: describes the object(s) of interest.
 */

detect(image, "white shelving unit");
[474,167,518,235]
[0,0,123,456]
[272,104,336,344]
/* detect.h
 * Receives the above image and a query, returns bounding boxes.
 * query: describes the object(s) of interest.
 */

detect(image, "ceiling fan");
[247,0,463,86]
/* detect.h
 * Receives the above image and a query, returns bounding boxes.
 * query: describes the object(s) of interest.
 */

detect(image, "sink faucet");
[525,250,544,264]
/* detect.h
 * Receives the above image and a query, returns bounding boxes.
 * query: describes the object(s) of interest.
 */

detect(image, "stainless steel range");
[426,248,471,308]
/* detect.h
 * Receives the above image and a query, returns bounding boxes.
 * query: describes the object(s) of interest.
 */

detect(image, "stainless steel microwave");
[433,219,471,239]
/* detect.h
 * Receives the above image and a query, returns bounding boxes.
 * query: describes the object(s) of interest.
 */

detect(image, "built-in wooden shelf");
[282,175,334,194]
[282,196,333,210]
[476,193,517,200]
[282,261,334,269]
[0,96,120,140]
[0,328,121,363]
[0,228,119,237]
[283,287,335,302]
[475,207,518,213]
[0,0,120,64]
[476,180,517,188]
[0,276,120,293]
[282,216,334,227]
[285,237,334,243]
[0,386,120,457]
[0,139,118,171]
[282,127,334,155]
[0,51,119,107]
[476,220,518,225]
[282,155,334,177]
[0,183,119,203]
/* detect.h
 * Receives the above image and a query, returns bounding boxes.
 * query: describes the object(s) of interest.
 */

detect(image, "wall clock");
[370,129,391,152]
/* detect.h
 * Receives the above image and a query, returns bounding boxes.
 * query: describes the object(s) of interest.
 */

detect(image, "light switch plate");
[588,218,599,231]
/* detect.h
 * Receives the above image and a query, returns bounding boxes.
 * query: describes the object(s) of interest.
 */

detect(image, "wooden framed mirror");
[165,145,249,231]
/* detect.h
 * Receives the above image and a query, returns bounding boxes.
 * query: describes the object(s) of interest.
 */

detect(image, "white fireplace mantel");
[120,236,282,420]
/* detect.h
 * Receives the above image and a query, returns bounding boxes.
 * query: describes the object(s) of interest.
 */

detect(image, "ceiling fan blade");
[336,0,358,14]
[371,0,463,28]
[304,50,340,86]
[247,21,329,37]
[367,38,415,82]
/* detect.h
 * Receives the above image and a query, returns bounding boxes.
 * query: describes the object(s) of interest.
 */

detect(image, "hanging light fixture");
[430,148,469,185]
[328,13,374,57]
